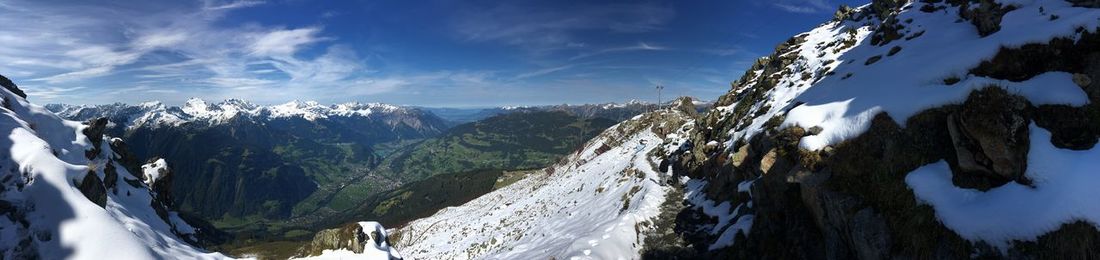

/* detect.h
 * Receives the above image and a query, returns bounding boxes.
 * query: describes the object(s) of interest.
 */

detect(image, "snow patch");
[906,124,1100,250]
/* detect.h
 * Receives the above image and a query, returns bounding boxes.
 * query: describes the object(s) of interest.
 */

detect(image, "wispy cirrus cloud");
[0,0,395,104]
[568,42,668,61]
[450,1,675,52]
[202,0,265,11]
[768,0,834,14]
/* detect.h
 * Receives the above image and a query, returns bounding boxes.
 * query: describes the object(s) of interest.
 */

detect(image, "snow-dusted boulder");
[296,221,403,260]
[141,158,170,187]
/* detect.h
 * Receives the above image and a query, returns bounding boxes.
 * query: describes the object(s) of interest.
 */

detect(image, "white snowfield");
[0,88,227,259]
[394,121,672,259]
[48,98,409,128]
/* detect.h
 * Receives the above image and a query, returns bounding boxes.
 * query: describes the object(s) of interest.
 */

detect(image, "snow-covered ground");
[0,86,227,259]
[907,124,1100,251]
[710,0,1100,151]
[394,120,672,259]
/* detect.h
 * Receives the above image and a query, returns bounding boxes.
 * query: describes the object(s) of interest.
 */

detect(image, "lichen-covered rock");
[947,87,1030,186]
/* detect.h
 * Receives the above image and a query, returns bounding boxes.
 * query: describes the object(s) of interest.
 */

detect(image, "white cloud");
[568,42,668,60]
[249,27,326,56]
[0,0,382,104]
[515,64,575,79]
[203,0,266,11]
[134,32,189,50]
[770,0,834,14]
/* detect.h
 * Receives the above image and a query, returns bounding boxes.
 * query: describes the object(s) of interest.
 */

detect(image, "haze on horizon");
[0,0,864,107]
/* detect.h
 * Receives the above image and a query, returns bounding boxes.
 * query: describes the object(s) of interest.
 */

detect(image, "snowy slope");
[670,0,1100,255]
[0,80,227,259]
[393,109,689,259]
[711,0,1100,152]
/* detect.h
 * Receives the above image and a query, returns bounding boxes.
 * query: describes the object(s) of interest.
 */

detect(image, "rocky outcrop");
[82,117,108,160]
[78,170,108,208]
[144,159,174,207]
[299,223,365,256]
[955,0,1018,37]
[0,74,26,99]
[297,221,402,259]
[947,87,1031,188]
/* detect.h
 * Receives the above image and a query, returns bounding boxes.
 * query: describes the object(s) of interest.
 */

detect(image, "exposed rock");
[870,17,904,46]
[108,138,144,179]
[848,208,892,260]
[794,167,892,260]
[300,223,363,256]
[1034,105,1098,150]
[956,0,1017,37]
[834,5,856,22]
[1074,73,1092,88]
[865,55,883,65]
[731,144,750,167]
[103,161,118,192]
[947,87,1030,187]
[870,0,905,19]
[674,97,699,118]
[1068,0,1100,8]
[0,74,27,99]
[759,148,778,174]
[78,170,107,208]
[145,159,175,208]
[81,117,108,160]
[298,222,400,257]
[887,46,902,56]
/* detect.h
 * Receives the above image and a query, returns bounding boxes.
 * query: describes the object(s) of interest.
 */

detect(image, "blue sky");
[0,0,867,107]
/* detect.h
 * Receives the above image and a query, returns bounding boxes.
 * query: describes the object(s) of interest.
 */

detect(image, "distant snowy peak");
[48,98,433,128]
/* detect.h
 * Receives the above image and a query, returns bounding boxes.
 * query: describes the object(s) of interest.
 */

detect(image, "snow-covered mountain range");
[46,98,436,131]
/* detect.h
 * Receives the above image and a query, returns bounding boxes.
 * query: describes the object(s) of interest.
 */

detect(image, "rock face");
[78,170,108,208]
[0,74,26,98]
[82,117,108,159]
[947,87,1031,187]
